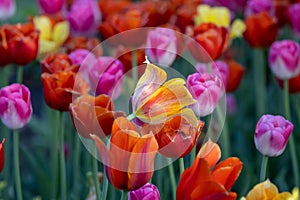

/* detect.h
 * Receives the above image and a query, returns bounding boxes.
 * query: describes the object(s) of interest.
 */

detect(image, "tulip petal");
[273,192,292,200]
[53,21,69,45]
[198,139,221,168]
[246,180,279,200]
[33,16,52,40]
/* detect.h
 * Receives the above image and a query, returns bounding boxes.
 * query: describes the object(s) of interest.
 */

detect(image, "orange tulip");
[91,116,158,191]
[224,59,246,92]
[98,0,130,21]
[177,141,243,200]
[243,12,278,48]
[188,23,230,63]
[69,94,125,139]
[41,71,89,111]
[63,36,102,57]
[0,26,11,66]
[0,139,5,173]
[40,53,79,74]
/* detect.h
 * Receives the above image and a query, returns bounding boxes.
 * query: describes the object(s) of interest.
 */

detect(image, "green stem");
[0,67,8,87]
[3,128,10,199]
[216,105,230,158]
[179,158,185,175]
[259,156,268,182]
[59,112,66,200]
[168,158,176,200]
[190,146,196,166]
[72,133,81,199]
[132,49,138,84]
[284,80,299,187]
[93,147,101,200]
[51,111,60,198]
[13,130,22,200]
[253,49,266,118]
[101,170,108,200]
[120,190,128,200]
[16,66,23,84]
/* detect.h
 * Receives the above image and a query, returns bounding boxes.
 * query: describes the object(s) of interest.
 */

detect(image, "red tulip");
[276,73,300,93]
[0,139,5,173]
[225,59,246,92]
[40,53,79,74]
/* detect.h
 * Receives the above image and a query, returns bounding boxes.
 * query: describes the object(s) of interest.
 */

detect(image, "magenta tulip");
[255,114,293,157]
[245,0,273,17]
[187,73,223,117]
[288,3,300,38]
[146,27,177,67]
[269,40,300,80]
[68,0,101,36]
[0,83,32,130]
[38,0,64,14]
[0,0,15,19]
[128,183,160,200]
[196,61,229,86]
[89,56,124,99]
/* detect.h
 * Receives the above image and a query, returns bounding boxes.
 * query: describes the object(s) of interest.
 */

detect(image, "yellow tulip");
[194,5,230,27]
[230,19,246,39]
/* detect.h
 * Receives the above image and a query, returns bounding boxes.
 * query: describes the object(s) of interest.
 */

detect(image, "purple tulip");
[89,56,124,99]
[196,61,229,86]
[68,0,101,36]
[0,83,32,130]
[128,183,160,200]
[269,40,300,80]
[187,73,223,117]
[289,3,300,38]
[255,114,293,157]
[226,94,236,115]
[202,0,247,13]
[245,0,273,17]
[0,0,15,19]
[146,27,177,67]
[38,0,64,14]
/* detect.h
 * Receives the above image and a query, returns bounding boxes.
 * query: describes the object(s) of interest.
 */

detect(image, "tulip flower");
[276,73,300,93]
[40,53,79,74]
[63,36,102,56]
[289,3,300,38]
[90,116,158,191]
[173,3,198,32]
[245,0,273,16]
[41,71,90,111]
[69,94,125,139]
[128,183,160,200]
[177,140,243,200]
[89,56,124,100]
[224,59,246,92]
[38,0,64,14]
[0,139,5,173]
[241,180,293,200]
[68,0,101,36]
[196,61,229,86]
[0,0,15,19]
[188,23,230,62]
[0,83,32,130]
[273,0,290,27]
[269,40,300,80]
[145,27,177,67]
[255,114,293,157]
[98,0,130,20]
[187,73,223,117]
[33,15,69,56]
[131,58,196,124]
[243,12,278,48]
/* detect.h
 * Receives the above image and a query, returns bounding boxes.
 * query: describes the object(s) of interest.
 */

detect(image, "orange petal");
[245,179,279,200]
[198,139,221,168]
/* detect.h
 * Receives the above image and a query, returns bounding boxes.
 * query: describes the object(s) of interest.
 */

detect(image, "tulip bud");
[0,0,15,20]
[38,0,64,14]
[196,61,229,86]
[128,183,160,200]
[269,40,300,80]
[245,0,273,17]
[187,73,223,117]
[0,139,5,173]
[255,114,293,157]
[288,3,300,38]
[0,84,32,130]
[89,57,124,100]
[146,27,177,67]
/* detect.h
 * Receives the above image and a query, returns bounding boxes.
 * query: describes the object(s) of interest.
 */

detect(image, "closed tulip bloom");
[255,114,293,157]
[0,84,32,130]
[276,72,300,93]
[68,0,101,36]
[269,40,300,80]
[289,3,300,38]
[196,61,229,86]
[40,53,78,74]
[245,0,273,17]
[91,116,158,191]
[0,0,15,19]
[0,139,5,173]
[89,57,124,100]
[128,183,160,200]
[187,73,223,117]
[38,0,64,14]
[224,59,246,92]
[146,27,177,67]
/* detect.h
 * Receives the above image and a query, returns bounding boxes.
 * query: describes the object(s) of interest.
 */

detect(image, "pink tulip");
[68,0,101,36]
[146,27,177,67]
[245,0,273,17]
[187,73,223,117]
[196,61,229,86]
[269,40,300,80]
[255,114,293,157]
[288,3,300,38]
[89,57,124,99]
[38,0,64,14]
[128,183,160,200]
[0,0,15,19]
[0,83,32,130]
